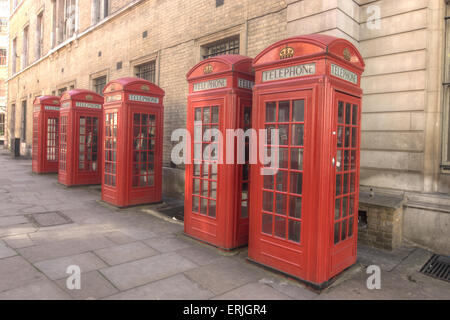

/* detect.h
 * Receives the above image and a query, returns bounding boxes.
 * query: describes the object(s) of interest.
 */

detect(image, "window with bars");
[104,113,117,187]
[0,48,6,65]
[93,76,107,96]
[135,61,156,83]
[202,36,239,60]
[261,100,305,244]
[192,106,220,218]
[59,116,68,171]
[58,87,67,96]
[78,116,99,171]
[21,100,27,141]
[0,113,4,136]
[47,118,58,161]
[333,101,358,245]
[441,4,450,170]
[132,113,156,188]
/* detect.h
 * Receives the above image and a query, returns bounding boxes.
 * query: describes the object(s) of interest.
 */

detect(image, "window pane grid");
[192,106,219,218]
[135,62,156,83]
[78,116,99,172]
[241,106,252,219]
[203,37,240,60]
[132,113,156,188]
[261,100,305,244]
[94,76,107,96]
[32,114,38,161]
[59,116,68,171]
[104,113,117,186]
[46,117,58,161]
[334,102,359,244]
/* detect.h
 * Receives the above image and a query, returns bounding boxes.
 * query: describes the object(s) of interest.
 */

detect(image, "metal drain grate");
[420,254,450,282]
[27,211,73,227]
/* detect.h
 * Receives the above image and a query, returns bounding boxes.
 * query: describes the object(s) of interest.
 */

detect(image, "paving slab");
[102,231,137,245]
[0,279,72,300]
[56,271,119,300]
[2,234,34,249]
[94,242,159,266]
[0,216,29,227]
[100,252,198,291]
[144,236,193,253]
[104,274,214,300]
[34,252,107,280]
[184,258,266,295]
[258,277,318,300]
[0,224,37,237]
[18,236,116,263]
[0,244,17,259]
[213,282,293,300]
[357,244,417,272]
[0,256,46,292]
[176,244,226,266]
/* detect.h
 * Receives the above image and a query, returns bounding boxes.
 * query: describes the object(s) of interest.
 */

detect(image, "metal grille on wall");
[202,37,239,60]
[135,62,156,83]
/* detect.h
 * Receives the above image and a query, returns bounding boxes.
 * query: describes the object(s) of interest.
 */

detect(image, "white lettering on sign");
[75,102,102,109]
[238,78,255,90]
[262,63,316,82]
[106,95,122,103]
[44,106,60,111]
[331,64,358,84]
[61,102,71,109]
[129,94,159,104]
[193,78,227,92]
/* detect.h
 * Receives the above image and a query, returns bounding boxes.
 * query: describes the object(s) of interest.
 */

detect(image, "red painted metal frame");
[248,35,365,288]
[32,96,61,174]
[101,77,164,208]
[185,55,254,250]
[58,89,104,186]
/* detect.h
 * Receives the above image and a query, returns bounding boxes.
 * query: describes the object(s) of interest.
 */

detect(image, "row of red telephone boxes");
[32,35,365,289]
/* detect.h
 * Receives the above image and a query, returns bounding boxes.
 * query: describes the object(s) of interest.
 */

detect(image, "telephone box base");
[183,233,248,252]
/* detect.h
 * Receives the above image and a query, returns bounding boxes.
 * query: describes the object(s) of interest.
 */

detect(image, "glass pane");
[345,103,352,125]
[242,183,249,200]
[350,173,356,193]
[201,180,209,197]
[211,182,217,199]
[290,172,303,195]
[338,102,344,124]
[195,109,202,121]
[335,198,341,220]
[289,196,302,219]
[266,102,276,122]
[200,198,208,215]
[279,148,289,169]
[265,125,276,145]
[336,150,343,172]
[193,179,200,195]
[276,170,288,192]
[291,124,304,146]
[279,125,289,145]
[351,151,357,170]
[290,148,303,171]
[274,216,286,238]
[348,217,354,237]
[263,191,274,212]
[264,174,274,190]
[334,222,340,244]
[341,221,348,241]
[352,128,357,148]
[203,107,211,124]
[262,214,273,235]
[193,196,199,212]
[209,200,216,218]
[275,193,287,215]
[352,105,358,125]
[337,126,344,148]
[278,101,290,122]
[342,197,348,218]
[336,174,342,196]
[288,220,301,243]
[293,100,305,122]
[193,164,200,176]
[343,174,349,194]
[241,202,248,218]
[211,106,219,123]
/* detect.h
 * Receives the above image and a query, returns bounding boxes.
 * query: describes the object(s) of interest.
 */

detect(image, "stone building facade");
[5,0,450,254]
[0,0,7,145]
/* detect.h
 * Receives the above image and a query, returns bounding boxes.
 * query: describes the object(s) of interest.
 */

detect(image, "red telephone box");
[58,90,103,186]
[185,55,254,250]
[101,78,164,208]
[248,35,365,288]
[32,96,60,174]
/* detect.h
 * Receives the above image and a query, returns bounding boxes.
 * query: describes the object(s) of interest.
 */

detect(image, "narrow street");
[0,150,448,300]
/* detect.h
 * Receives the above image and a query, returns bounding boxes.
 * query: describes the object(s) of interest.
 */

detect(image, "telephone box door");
[329,91,361,277]
[249,90,313,278]
[188,100,223,246]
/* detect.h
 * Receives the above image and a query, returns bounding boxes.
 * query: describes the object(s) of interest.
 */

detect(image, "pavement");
[0,149,448,300]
